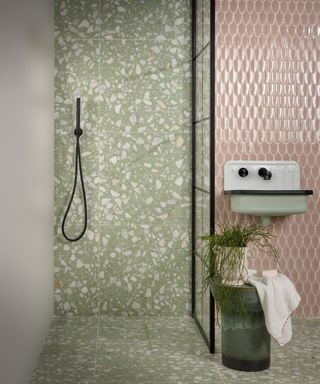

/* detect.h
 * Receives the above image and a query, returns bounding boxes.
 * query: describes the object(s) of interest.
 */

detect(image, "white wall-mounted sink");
[225,189,313,226]
[224,161,313,226]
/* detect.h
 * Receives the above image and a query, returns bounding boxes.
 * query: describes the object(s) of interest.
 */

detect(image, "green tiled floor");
[31,317,320,384]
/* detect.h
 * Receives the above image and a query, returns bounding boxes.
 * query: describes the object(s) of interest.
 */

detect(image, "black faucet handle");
[258,167,272,180]
[238,167,249,177]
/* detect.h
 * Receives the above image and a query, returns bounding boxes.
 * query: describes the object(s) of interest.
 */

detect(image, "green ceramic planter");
[213,284,270,372]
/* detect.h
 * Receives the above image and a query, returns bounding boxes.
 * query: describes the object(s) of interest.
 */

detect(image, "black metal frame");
[191,0,197,323]
[209,0,216,354]
[191,0,216,353]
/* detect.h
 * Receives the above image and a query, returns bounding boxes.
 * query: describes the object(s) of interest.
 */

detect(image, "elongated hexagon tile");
[216,0,320,317]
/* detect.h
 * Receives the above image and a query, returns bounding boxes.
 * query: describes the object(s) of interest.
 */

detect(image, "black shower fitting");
[61,97,88,241]
[258,167,272,180]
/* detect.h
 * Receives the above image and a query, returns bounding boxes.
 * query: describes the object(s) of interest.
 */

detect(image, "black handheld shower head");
[62,97,87,242]
[74,97,83,138]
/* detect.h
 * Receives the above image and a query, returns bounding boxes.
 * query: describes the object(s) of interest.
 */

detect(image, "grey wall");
[0,0,54,382]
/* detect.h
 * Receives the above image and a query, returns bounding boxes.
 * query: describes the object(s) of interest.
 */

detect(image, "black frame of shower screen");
[191,0,216,353]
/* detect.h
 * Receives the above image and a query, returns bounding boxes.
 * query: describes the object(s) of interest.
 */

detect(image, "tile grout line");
[97,0,102,318]
[93,316,101,381]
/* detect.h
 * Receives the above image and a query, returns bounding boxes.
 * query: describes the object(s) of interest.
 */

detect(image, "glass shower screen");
[192,0,215,352]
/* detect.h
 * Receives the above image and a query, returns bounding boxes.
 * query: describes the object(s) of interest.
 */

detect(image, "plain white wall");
[0,0,53,383]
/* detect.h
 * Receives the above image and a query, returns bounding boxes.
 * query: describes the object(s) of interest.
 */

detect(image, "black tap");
[238,167,249,177]
[258,167,272,180]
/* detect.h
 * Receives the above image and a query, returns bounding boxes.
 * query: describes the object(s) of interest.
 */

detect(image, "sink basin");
[224,161,313,226]
[225,190,313,226]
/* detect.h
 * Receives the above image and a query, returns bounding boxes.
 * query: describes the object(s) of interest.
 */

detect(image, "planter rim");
[211,282,256,291]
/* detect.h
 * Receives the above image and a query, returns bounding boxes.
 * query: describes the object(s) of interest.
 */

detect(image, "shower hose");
[61,98,87,241]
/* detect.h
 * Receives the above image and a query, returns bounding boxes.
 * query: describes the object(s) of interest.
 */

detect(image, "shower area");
[33,0,214,381]
[30,0,218,380]
[53,0,193,318]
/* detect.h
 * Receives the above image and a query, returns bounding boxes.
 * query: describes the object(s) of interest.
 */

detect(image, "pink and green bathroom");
[0,0,319,383]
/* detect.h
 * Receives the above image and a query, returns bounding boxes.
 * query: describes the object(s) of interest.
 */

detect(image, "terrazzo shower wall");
[216,0,320,317]
[54,0,191,316]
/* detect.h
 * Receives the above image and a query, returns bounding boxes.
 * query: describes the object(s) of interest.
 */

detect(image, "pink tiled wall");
[215,0,320,317]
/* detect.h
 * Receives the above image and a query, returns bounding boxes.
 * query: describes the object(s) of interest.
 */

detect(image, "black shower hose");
[61,133,88,242]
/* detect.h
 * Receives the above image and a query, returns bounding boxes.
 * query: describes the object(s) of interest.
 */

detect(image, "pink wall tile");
[215,0,320,318]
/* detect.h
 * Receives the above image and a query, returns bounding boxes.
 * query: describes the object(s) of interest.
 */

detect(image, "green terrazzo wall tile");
[99,220,190,316]
[54,0,191,316]
[55,0,100,40]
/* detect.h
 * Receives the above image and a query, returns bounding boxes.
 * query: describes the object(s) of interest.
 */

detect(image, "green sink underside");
[231,194,308,216]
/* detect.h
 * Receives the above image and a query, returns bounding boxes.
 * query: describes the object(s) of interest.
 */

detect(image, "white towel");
[246,269,301,346]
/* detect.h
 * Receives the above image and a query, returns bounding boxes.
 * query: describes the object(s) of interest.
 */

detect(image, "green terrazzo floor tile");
[32,317,320,384]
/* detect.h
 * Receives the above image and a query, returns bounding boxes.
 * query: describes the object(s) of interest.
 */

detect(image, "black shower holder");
[74,97,83,138]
